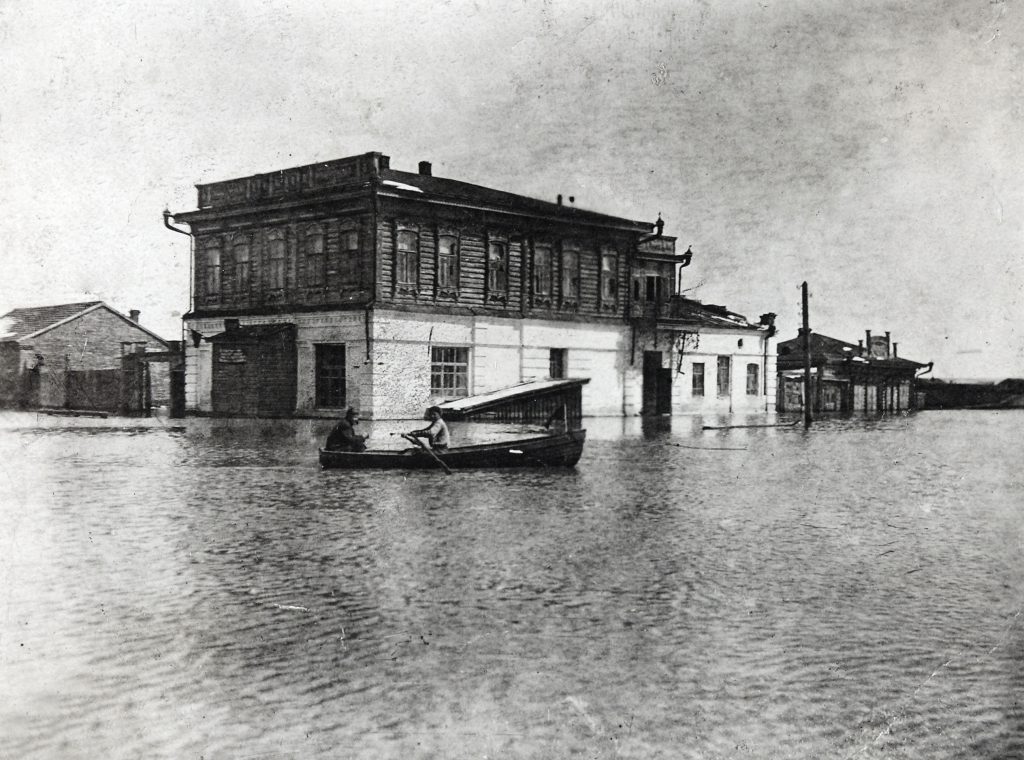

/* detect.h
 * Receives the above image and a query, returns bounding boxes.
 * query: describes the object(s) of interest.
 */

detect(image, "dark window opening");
[549,348,567,379]
[316,344,346,408]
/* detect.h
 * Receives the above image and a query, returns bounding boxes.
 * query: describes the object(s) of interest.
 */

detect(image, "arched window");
[205,239,222,296]
[396,230,418,287]
[305,225,325,288]
[267,230,286,290]
[232,235,250,293]
[437,235,458,290]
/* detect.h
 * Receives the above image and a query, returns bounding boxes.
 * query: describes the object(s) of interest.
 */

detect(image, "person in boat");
[325,407,368,452]
[406,405,450,451]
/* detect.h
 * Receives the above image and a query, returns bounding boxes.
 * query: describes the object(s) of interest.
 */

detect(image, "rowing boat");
[319,429,586,470]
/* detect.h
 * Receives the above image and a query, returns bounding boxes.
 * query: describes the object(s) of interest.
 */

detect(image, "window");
[232,236,250,293]
[340,229,359,283]
[561,247,580,302]
[549,348,567,379]
[397,230,418,287]
[205,240,221,296]
[315,345,346,408]
[431,346,469,398]
[717,356,731,398]
[645,275,661,302]
[692,362,705,396]
[268,231,286,290]
[600,247,618,303]
[533,244,553,296]
[305,225,326,288]
[746,363,760,395]
[488,241,508,295]
[438,235,458,290]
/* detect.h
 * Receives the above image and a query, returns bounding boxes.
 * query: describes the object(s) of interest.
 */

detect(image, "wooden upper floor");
[174,152,699,323]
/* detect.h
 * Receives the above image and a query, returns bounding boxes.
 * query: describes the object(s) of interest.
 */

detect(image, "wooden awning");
[437,378,589,426]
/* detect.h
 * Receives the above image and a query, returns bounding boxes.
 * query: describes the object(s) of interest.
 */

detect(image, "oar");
[401,433,453,475]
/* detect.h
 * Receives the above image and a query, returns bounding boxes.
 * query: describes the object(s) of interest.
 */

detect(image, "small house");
[0,301,172,414]
[776,330,931,413]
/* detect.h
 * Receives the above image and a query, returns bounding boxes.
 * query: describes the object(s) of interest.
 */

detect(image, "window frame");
[600,246,618,307]
[746,362,760,396]
[304,223,326,289]
[437,233,459,295]
[717,355,732,398]
[315,344,347,409]
[267,229,287,292]
[231,234,250,295]
[396,228,419,290]
[560,245,580,305]
[487,239,509,300]
[533,243,553,300]
[339,228,360,284]
[204,238,222,298]
[430,346,470,398]
[692,362,705,397]
[549,348,567,379]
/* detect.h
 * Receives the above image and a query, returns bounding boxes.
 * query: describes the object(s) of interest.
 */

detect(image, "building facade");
[172,152,775,418]
[776,330,931,413]
[0,301,172,413]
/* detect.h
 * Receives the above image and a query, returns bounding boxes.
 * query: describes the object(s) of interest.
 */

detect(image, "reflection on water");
[1,410,1022,759]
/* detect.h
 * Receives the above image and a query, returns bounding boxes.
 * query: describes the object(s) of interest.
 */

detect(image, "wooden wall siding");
[194,214,374,312]
[371,215,637,320]
[459,233,487,307]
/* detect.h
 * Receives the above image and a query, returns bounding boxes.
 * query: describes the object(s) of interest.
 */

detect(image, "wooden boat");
[320,379,590,471]
[319,429,586,470]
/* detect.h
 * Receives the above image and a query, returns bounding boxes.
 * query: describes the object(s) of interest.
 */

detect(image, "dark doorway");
[643,351,672,415]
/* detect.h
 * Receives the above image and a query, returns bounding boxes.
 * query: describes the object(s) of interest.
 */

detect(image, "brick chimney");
[129,309,140,323]
[418,161,432,176]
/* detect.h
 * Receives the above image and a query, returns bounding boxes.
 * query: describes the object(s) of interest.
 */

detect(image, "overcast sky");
[1,0,1021,378]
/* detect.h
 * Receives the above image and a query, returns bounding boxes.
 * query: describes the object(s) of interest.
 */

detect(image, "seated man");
[406,406,450,451]
[325,407,368,452]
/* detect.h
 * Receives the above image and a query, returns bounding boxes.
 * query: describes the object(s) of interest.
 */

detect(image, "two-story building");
[169,152,775,418]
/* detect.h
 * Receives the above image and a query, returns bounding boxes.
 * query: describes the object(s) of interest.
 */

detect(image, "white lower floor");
[184,309,776,419]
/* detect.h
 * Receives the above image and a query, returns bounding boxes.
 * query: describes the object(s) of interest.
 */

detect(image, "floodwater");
[1,409,1021,759]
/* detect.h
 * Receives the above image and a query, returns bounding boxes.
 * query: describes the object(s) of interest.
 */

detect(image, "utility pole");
[800,282,812,428]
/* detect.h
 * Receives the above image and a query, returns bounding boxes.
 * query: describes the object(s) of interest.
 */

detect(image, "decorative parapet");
[196,152,386,209]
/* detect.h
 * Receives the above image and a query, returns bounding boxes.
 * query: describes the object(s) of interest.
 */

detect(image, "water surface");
[1,410,1021,758]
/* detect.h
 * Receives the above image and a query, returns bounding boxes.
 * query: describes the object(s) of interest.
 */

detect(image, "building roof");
[0,302,103,341]
[0,301,168,345]
[437,378,590,417]
[777,332,928,370]
[176,151,654,233]
[672,298,766,330]
[378,167,651,231]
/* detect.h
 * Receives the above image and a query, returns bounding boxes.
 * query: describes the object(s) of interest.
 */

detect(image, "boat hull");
[319,430,586,470]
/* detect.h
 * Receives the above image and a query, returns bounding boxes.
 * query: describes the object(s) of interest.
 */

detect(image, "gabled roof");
[0,301,168,346]
[0,301,103,341]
